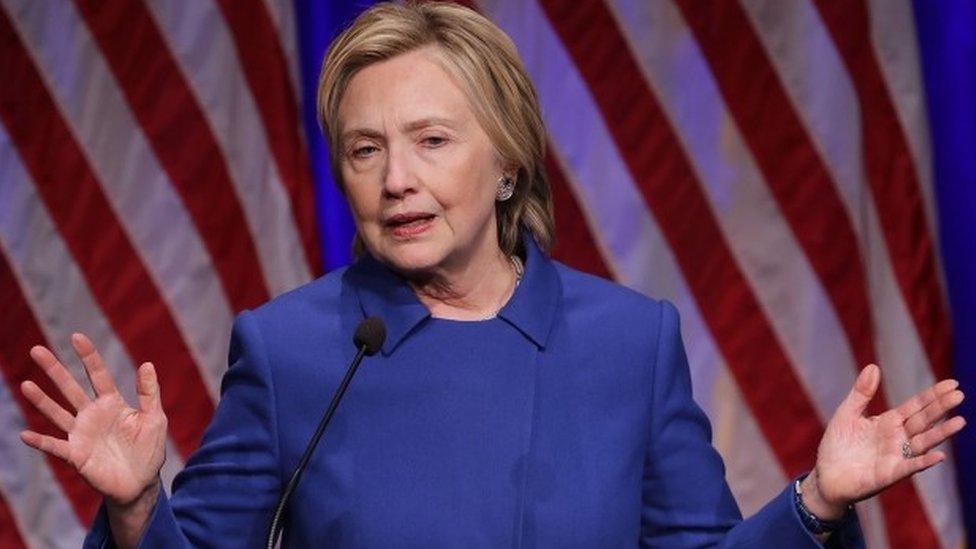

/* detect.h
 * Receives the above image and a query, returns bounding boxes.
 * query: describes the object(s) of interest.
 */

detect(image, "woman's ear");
[502,162,519,182]
[491,150,518,180]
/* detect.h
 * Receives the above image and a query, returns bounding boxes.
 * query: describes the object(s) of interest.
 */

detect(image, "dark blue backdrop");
[914,0,976,543]
[294,1,976,541]
[293,0,369,270]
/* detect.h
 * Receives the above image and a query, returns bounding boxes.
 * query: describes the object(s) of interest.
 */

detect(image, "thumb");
[840,363,881,418]
[136,362,162,414]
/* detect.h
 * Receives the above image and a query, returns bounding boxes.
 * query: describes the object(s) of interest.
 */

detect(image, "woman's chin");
[376,247,446,276]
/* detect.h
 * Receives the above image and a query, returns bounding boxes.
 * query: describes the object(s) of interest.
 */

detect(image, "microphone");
[266,316,386,548]
[353,316,386,357]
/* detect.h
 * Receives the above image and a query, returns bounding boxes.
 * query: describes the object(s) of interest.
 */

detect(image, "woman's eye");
[351,145,378,158]
[421,136,447,147]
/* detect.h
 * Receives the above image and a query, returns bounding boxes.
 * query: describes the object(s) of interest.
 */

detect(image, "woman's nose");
[381,144,416,198]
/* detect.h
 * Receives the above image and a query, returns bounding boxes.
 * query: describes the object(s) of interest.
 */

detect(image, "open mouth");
[385,212,436,236]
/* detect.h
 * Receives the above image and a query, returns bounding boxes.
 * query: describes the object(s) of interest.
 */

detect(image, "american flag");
[0,1,969,547]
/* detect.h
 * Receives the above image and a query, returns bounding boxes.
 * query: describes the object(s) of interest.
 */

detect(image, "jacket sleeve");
[84,310,282,548]
[639,301,864,548]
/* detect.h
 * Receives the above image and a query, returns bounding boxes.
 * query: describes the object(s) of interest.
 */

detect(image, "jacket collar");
[497,233,561,349]
[346,231,561,355]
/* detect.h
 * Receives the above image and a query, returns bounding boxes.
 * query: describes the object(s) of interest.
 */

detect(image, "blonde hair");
[317,1,554,257]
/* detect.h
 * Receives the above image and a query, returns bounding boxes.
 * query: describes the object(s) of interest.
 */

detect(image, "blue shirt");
[86,235,862,547]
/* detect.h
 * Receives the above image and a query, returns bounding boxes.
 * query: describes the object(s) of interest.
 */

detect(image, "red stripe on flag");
[539,0,822,476]
[673,0,877,375]
[456,0,612,280]
[0,10,214,458]
[0,247,99,524]
[672,3,941,545]
[811,0,952,383]
[812,3,953,546]
[213,0,322,276]
[0,488,28,549]
[546,149,614,280]
[72,0,271,311]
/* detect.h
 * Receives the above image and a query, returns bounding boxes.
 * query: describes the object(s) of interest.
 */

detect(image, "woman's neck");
[408,248,519,321]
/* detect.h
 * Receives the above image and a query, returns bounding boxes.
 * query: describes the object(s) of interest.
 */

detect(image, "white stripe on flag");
[737,0,944,405]
[478,0,789,515]
[0,123,187,494]
[261,0,304,107]
[0,355,85,549]
[865,0,943,266]
[847,3,963,541]
[737,0,865,235]
[145,0,313,296]
[0,125,87,549]
[4,0,233,402]
[610,0,858,421]
[737,1,963,545]
[708,368,791,517]
[737,0,943,415]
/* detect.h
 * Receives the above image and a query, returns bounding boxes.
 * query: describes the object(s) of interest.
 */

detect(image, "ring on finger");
[901,440,915,459]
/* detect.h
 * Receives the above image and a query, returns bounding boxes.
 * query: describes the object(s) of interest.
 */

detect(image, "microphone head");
[353,316,386,356]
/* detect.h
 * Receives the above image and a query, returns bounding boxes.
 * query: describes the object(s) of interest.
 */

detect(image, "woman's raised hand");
[19,333,168,508]
[802,364,966,519]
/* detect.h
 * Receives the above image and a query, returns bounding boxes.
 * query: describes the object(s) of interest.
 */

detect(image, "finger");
[908,415,967,455]
[136,362,162,414]
[839,364,881,417]
[893,449,946,481]
[71,333,119,398]
[19,430,71,463]
[29,345,90,412]
[20,380,75,433]
[895,378,959,420]
[904,389,965,436]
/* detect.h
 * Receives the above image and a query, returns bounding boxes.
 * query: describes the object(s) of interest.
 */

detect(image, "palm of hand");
[70,393,167,505]
[817,408,909,504]
[813,364,965,508]
[19,334,169,508]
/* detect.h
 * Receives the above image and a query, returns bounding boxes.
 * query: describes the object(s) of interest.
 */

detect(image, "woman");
[19,3,965,547]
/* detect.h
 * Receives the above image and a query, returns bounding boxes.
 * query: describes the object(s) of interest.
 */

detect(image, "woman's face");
[337,46,505,276]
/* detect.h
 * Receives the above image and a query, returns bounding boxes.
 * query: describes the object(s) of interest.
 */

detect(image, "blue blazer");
[86,236,862,547]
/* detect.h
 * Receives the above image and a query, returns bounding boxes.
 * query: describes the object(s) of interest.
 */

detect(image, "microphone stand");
[265,343,369,549]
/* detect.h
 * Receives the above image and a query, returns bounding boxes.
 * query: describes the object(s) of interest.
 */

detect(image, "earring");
[496,176,515,202]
